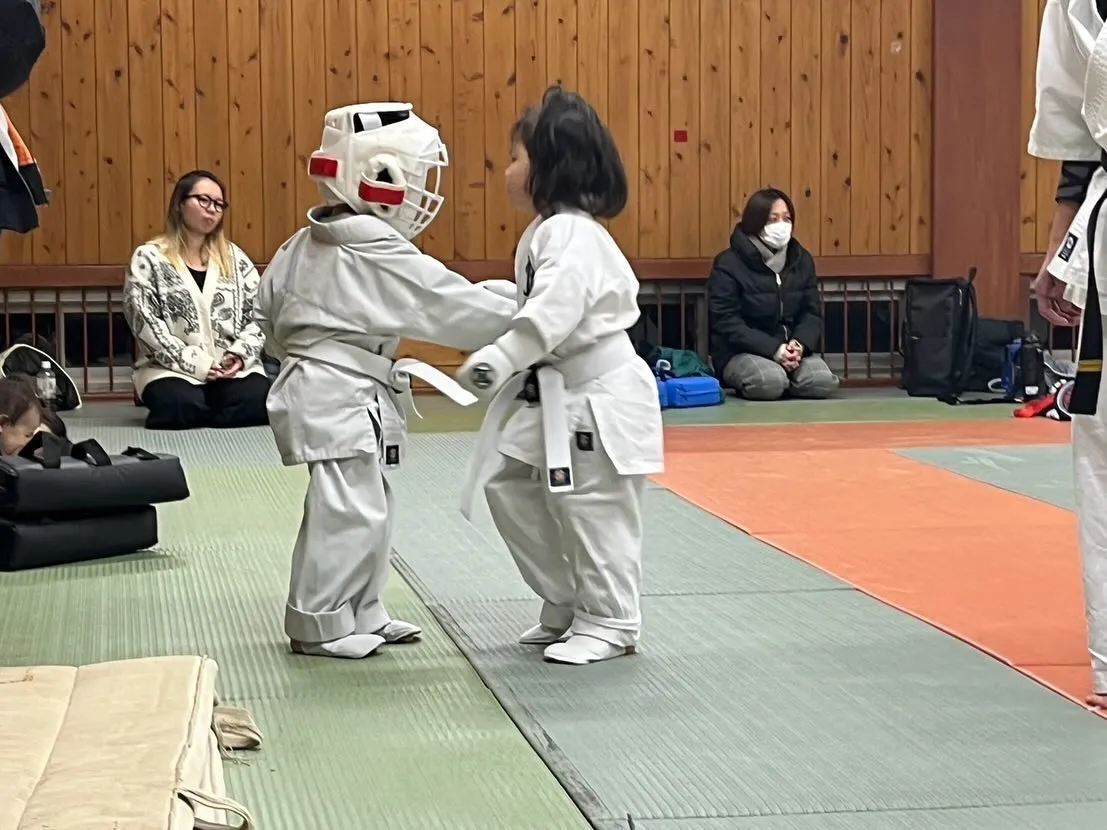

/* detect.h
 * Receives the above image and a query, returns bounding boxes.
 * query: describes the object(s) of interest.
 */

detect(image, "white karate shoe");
[543,634,635,666]
[375,620,423,644]
[518,623,570,645]
[290,633,386,659]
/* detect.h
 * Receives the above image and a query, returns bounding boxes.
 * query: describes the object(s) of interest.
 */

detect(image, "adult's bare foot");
[1085,692,1107,708]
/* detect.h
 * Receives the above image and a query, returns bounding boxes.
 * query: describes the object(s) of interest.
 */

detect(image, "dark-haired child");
[37,407,67,439]
[0,374,42,455]
[457,86,664,666]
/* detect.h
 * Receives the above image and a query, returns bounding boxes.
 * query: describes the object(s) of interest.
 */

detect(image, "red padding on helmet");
[308,156,339,178]
[358,180,405,206]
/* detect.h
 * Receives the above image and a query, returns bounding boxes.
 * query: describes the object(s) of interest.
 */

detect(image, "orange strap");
[6,116,34,167]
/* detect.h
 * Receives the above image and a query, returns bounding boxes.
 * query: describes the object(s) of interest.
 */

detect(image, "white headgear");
[307,103,448,240]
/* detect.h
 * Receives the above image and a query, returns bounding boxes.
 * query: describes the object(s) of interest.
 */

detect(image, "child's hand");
[457,343,514,398]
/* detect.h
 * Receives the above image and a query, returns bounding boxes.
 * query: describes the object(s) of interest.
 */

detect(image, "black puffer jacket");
[706,226,823,374]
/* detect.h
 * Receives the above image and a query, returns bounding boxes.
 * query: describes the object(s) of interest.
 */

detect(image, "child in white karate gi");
[456,86,665,666]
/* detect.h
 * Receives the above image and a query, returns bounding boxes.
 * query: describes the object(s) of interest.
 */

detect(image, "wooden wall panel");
[1,0,935,270]
[1020,0,1060,256]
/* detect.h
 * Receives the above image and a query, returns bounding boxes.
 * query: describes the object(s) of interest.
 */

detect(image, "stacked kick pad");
[0,432,190,571]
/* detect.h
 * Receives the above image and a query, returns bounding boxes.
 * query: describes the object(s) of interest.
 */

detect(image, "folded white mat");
[0,655,260,829]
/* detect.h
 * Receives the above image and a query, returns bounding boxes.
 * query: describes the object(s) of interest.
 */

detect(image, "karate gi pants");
[284,453,395,644]
[1074,320,1107,693]
[484,436,645,648]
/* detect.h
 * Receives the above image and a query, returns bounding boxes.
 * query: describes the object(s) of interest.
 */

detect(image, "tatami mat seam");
[393,553,618,826]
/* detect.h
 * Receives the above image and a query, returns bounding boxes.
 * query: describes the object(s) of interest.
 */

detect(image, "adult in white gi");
[1029,0,1107,706]
[255,103,517,660]
[457,86,665,666]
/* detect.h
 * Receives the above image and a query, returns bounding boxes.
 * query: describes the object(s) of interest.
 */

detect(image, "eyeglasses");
[187,194,229,213]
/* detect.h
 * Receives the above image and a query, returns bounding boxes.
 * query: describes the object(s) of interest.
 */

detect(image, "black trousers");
[141,373,270,431]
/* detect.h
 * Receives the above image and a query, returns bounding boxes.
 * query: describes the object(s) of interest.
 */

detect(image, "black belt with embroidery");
[1068,151,1107,416]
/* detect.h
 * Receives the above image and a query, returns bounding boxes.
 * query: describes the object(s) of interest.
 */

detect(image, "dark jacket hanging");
[0,0,47,236]
[0,110,47,234]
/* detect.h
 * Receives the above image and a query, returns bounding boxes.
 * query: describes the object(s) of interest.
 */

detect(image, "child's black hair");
[0,374,41,426]
[510,85,628,220]
[39,407,67,438]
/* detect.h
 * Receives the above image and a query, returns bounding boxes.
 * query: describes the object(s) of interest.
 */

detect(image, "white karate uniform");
[0,105,16,169]
[255,207,517,656]
[461,212,665,664]
[1029,0,1107,692]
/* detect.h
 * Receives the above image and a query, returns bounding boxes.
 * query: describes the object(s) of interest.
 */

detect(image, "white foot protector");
[518,623,570,645]
[375,619,422,644]
[290,633,386,659]
[543,634,635,666]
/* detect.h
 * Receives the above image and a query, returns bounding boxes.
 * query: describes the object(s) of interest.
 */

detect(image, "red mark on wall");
[673,130,688,143]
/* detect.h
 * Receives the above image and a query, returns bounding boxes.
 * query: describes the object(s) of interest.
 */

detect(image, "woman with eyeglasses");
[123,169,271,430]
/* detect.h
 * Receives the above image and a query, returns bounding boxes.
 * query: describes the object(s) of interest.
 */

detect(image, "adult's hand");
[220,353,244,378]
[1032,266,1081,327]
[774,343,800,371]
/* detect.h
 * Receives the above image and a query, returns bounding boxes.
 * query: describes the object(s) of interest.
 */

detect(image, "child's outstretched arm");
[457,217,592,390]
[343,234,517,351]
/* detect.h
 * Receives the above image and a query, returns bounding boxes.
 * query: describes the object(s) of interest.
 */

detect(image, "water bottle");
[36,360,56,410]
[1019,334,1045,400]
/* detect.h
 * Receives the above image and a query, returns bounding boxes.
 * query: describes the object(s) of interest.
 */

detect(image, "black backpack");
[901,269,979,401]
[901,268,1042,404]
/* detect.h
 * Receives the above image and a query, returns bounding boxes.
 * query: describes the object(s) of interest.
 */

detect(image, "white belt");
[459,333,637,522]
[285,339,477,418]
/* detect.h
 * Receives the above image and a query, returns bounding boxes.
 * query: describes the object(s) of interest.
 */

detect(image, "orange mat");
[653,419,1099,711]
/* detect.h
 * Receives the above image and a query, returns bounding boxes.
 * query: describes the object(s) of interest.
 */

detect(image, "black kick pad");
[0,505,158,571]
[0,435,190,516]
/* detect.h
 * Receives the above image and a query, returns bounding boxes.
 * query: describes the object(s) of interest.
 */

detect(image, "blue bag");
[662,376,724,409]
[653,359,724,409]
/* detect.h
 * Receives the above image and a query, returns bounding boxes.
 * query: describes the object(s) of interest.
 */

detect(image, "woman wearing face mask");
[706,188,839,401]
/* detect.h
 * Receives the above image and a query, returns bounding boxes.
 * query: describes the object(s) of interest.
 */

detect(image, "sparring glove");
[480,279,517,300]
[456,342,515,399]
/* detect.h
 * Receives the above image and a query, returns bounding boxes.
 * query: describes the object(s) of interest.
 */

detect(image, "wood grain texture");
[1,0,938,268]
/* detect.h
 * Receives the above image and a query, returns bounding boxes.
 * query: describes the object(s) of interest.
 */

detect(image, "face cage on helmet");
[384,138,449,240]
[307,131,450,239]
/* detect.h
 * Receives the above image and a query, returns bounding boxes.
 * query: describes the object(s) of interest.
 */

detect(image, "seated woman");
[123,170,270,430]
[707,188,839,401]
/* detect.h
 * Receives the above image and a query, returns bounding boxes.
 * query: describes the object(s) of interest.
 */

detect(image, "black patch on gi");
[385,444,400,466]
[524,258,536,296]
[548,467,571,488]
[1059,232,1078,263]
[575,431,594,451]
[520,369,540,403]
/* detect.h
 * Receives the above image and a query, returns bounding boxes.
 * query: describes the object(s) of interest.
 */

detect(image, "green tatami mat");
[596,803,1107,829]
[0,463,588,830]
[385,433,1107,826]
[898,444,1074,510]
[658,394,1019,425]
[68,389,1017,439]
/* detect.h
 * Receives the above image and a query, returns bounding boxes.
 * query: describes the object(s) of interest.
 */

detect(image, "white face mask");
[760,221,792,250]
